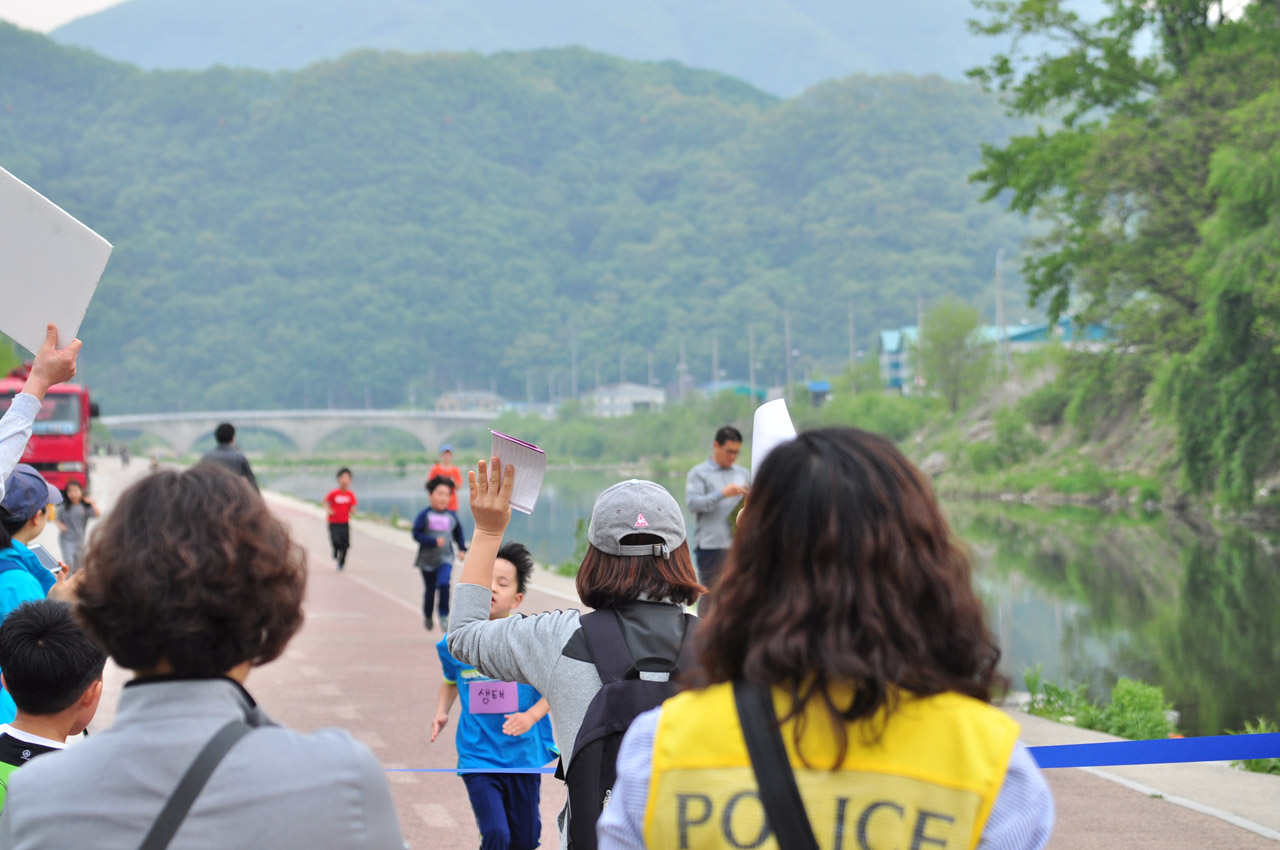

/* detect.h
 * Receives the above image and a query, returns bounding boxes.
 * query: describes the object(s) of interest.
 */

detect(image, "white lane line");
[414,803,457,828]
[332,705,361,720]
[1081,767,1280,842]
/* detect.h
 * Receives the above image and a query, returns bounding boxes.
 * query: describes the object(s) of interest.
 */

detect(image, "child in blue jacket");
[412,476,467,631]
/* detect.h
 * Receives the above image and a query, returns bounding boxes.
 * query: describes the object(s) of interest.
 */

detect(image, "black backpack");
[563,608,698,850]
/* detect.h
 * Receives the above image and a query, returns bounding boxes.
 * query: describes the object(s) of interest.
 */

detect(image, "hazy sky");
[0,0,125,32]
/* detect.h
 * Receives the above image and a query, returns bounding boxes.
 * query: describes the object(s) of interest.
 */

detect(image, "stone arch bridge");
[100,409,499,456]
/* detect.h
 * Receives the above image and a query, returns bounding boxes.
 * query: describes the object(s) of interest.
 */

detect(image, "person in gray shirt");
[684,425,750,617]
[0,464,405,850]
[199,422,259,492]
[449,465,702,849]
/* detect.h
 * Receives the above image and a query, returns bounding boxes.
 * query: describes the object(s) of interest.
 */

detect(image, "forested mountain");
[47,0,1064,96]
[0,23,1031,414]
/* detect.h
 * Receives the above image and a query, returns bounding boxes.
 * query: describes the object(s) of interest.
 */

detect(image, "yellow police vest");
[644,683,1018,850]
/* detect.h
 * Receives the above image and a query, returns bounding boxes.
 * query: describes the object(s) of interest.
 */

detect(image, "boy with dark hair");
[412,476,467,632]
[0,599,106,807]
[432,542,556,850]
[324,467,357,570]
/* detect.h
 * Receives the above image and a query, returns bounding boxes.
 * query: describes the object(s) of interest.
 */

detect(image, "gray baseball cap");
[587,479,686,559]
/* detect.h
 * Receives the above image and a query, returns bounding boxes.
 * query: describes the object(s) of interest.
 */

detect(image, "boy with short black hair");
[432,542,556,850]
[0,599,107,807]
[324,467,358,570]
[412,476,467,631]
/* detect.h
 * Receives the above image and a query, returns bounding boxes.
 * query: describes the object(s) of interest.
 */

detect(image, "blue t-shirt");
[0,542,58,723]
[436,637,558,771]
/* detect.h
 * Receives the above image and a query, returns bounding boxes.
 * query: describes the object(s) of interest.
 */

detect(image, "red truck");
[0,364,99,492]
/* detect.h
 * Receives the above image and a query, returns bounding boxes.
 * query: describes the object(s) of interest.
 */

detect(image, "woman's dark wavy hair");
[692,426,1003,764]
[76,463,307,677]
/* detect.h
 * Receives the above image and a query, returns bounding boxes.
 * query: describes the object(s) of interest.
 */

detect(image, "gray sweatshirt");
[447,582,691,846]
[685,457,750,550]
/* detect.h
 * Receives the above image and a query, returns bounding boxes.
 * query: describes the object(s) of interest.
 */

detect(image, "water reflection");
[262,468,1280,736]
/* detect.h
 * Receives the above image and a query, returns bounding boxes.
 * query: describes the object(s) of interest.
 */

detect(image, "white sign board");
[0,166,112,353]
[752,398,797,478]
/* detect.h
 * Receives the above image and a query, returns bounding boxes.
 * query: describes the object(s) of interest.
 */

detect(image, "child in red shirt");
[427,444,463,512]
[324,467,357,570]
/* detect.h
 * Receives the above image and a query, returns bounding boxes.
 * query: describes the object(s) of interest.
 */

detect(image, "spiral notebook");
[489,430,547,514]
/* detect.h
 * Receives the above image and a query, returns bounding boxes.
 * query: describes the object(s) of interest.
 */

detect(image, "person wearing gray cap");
[0,463,75,723]
[448,465,704,850]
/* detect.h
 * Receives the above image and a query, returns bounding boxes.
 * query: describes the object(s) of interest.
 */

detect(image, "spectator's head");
[0,600,106,736]
[76,464,306,679]
[336,468,352,489]
[426,476,454,511]
[693,427,1002,761]
[0,464,61,548]
[490,542,535,620]
[439,443,454,463]
[63,479,85,504]
[712,425,743,469]
[577,480,702,609]
[214,422,236,445]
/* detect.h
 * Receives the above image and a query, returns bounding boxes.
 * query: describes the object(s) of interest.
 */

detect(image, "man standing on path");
[685,425,749,618]
[200,422,259,492]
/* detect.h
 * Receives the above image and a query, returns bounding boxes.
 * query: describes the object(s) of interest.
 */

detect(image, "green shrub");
[1019,382,1071,426]
[554,517,589,576]
[1089,679,1175,740]
[963,409,1043,474]
[1231,717,1280,775]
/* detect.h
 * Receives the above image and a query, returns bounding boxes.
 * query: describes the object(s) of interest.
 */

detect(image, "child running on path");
[413,476,467,631]
[431,542,557,850]
[325,467,358,570]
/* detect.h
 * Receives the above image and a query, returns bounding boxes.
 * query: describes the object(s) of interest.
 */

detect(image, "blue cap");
[440,444,454,453]
[0,464,63,522]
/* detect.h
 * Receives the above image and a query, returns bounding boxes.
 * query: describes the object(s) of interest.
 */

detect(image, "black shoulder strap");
[579,609,633,684]
[137,720,253,850]
[732,681,819,850]
[675,613,699,672]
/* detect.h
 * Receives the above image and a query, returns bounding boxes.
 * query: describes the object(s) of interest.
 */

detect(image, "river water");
[260,467,1280,737]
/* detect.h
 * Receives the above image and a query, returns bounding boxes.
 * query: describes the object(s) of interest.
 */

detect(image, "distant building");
[435,390,505,412]
[878,319,1108,389]
[580,382,666,418]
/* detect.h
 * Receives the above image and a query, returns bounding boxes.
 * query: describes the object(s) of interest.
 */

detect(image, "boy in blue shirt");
[413,476,468,632]
[432,542,556,850]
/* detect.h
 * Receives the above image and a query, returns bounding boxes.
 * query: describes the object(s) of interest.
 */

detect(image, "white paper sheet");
[752,398,797,478]
[0,166,113,353]
[489,430,547,514]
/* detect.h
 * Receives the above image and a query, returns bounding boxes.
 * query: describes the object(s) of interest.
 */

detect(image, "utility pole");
[711,336,719,389]
[916,294,926,389]
[619,350,625,384]
[784,309,794,393]
[648,349,655,387]
[848,302,857,368]
[748,325,757,408]
[678,338,688,402]
[594,358,602,391]
[526,369,533,407]
[994,248,1012,375]
[547,370,555,405]
[570,326,579,398]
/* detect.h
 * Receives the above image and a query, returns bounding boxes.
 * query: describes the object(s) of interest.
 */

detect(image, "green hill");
[47,0,1057,96]
[0,24,1031,414]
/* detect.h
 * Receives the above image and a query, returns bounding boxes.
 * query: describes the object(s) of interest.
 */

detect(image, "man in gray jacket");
[684,425,750,617]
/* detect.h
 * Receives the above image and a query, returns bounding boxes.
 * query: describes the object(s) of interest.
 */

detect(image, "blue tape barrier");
[384,734,1280,774]
[1029,733,1280,769]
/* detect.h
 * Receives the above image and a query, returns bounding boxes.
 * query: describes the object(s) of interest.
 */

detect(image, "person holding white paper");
[0,325,82,503]
[684,425,750,618]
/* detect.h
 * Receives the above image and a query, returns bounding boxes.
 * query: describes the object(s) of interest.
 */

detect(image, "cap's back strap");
[614,543,670,559]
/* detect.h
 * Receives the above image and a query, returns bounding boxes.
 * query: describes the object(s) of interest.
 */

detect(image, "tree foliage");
[917,296,992,412]
[969,1,1280,501]
[0,24,1032,414]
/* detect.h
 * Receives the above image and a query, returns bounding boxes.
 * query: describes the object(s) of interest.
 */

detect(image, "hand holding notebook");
[489,431,547,514]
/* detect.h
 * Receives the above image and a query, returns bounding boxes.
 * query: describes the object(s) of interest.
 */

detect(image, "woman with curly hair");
[595,427,1053,850]
[0,464,405,849]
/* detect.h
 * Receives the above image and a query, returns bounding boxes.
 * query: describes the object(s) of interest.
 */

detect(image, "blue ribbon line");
[383,734,1280,774]
[1029,732,1280,769]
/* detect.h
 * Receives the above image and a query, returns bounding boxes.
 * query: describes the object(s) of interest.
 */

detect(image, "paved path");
[43,458,1279,849]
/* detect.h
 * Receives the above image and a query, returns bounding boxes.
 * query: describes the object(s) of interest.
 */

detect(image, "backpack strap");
[137,720,253,850]
[579,610,633,684]
[732,681,819,850]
